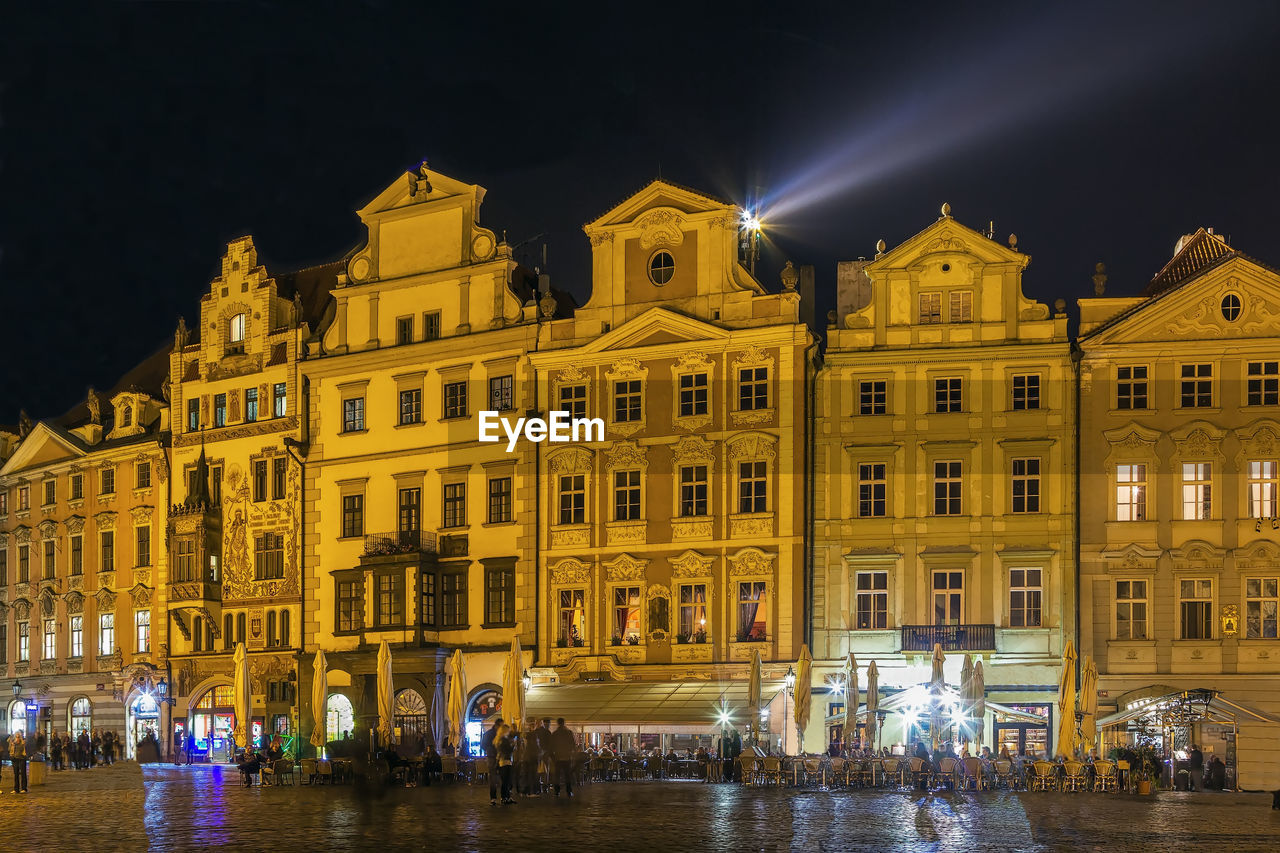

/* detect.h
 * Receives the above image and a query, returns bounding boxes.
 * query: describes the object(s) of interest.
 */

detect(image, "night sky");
[4,1,1279,421]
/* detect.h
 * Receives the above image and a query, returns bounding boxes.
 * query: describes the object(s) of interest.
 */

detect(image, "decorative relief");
[37,520,58,539]
[730,514,775,538]
[646,583,670,639]
[94,511,118,532]
[39,589,55,617]
[65,516,86,535]
[134,569,152,588]
[550,527,591,549]
[727,432,777,461]
[94,587,116,610]
[605,358,648,382]
[1170,542,1224,570]
[671,519,714,541]
[1237,542,1280,569]
[732,346,774,371]
[1235,423,1280,472]
[557,364,588,384]
[1170,285,1280,337]
[605,521,646,547]
[40,660,58,675]
[605,440,648,470]
[12,598,31,620]
[728,547,776,577]
[13,527,32,545]
[1222,604,1240,637]
[548,446,594,475]
[588,230,615,248]
[636,208,686,250]
[550,559,591,586]
[603,553,649,582]
[98,571,115,590]
[671,435,716,468]
[130,583,152,607]
[68,575,83,592]
[64,591,85,615]
[130,505,154,524]
[1173,426,1223,459]
[249,654,294,692]
[173,415,298,448]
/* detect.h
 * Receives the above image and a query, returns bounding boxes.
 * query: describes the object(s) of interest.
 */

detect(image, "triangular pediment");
[587,180,731,230]
[868,215,1028,273]
[579,308,731,353]
[356,165,483,221]
[0,422,85,478]
[1082,256,1280,346]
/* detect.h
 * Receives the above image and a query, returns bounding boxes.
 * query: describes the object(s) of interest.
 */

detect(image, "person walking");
[10,731,29,794]
[77,729,91,770]
[495,724,516,804]
[483,716,504,806]
[550,717,577,798]
[534,718,553,795]
[51,732,63,771]
[1189,744,1204,792]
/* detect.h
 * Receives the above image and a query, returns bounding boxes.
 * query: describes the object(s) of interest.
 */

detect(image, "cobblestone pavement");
[2,762,1280,851]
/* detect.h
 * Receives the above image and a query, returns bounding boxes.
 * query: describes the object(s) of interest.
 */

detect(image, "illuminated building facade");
[0,352,171,756]
[812,209,1076,755]
[1078,229,1280,788]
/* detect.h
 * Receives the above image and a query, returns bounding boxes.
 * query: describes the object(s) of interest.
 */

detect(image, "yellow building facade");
[1078,229,1280,788]
[813,210,1075,755]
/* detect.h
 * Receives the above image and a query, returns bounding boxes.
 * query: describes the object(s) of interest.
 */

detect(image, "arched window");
[224,614,234,650]
[236,612,246,644]
[267,610,277,647]
[69,697,92,734]
[326,693,354,743]
[279,609,290,647]
[8,699,27,735]
[121,406,133,427]
[229,313,246,344]
[193,616,203,652]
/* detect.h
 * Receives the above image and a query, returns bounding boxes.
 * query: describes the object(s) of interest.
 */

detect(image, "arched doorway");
[8,699,29,736]
[189,685,236,763]
[127,693,161,759]
[394,688,429,749]
[326,693,354,747]
[69,697,93,737]
[465,687,502,756]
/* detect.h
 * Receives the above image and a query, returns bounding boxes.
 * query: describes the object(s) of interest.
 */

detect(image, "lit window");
[854,572,887,629]
[1116,464,1147,521]
[1246,578,1279,639]
[737,580,768,642]
[43,619,56,660]
[273,383,287,418]
[69,616,83,658]
[1179,579,1213,640]
[135,610,151,653]
[99,613,114,656]
[229,313,246,344]
[558,589,586,646]
[1249,460,1278,519]
[1181,463,1212,520]
[18,622,29,662]
[678,583,708,639]
[612,586,641,642]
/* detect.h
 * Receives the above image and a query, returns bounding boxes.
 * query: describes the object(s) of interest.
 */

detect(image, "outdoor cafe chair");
[827,757,847,786]
[880,757,902,788]
[1092,759,1119,793]
[737,755,758,785]
[907,757,930,790]
[300,758,317,785]
[1114,759,1131,792]
[1062,760,1088,792]
[935,757,959,790]
[760,756,783,786]
[802,757,823,786]
[261,759,297,786]
[960,757,986,791]
[851,759,875,788]
[1030,760,1058,792]
[440,756,458,783]
[992,758,1017,790]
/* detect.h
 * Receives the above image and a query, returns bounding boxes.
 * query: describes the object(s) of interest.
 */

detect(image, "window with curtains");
[558,588,586,647]
[855,571,888,629]
[737,580,767,642]
[612,586,641,643]
[1246,578,1279,639]
[1250,460,1278,518]
[678,583,708,640]
[69,616,82,658]
[135,610,150,653]
[1179,579,1213,640]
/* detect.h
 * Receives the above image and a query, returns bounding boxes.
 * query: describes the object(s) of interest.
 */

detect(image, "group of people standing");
[482,716,579,804]
[50,729,119,771]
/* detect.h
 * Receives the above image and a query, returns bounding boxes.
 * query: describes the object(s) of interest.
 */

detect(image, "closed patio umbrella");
[233,642,250,750]
[1079,655,1099,755]
[377,640,395,748]
[502,636,525,730]
[1055,640,1077,759]
[747,648,763,740]
[972,661,986,750]
[959,654,974,747]
[446,649,467,753]
[309,648,328,753]
[843,653,858,748]
[865,660,880,750]
[431,674,447,749]
[929,643,945,750]
[794,645,813,754]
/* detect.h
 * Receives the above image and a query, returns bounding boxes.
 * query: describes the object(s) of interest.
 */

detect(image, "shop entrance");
[189,685,236,763]
[128,693,161,759]
[994,703,1052,758]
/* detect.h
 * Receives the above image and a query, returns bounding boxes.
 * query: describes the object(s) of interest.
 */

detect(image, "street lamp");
[522,670,532,691]
[11,679,20,698]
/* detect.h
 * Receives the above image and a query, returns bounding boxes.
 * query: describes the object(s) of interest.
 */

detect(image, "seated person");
[237,749,263,785]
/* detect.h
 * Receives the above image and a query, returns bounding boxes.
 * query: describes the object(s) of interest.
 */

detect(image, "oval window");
[649,251,675,285]
[1220,293,1241,322]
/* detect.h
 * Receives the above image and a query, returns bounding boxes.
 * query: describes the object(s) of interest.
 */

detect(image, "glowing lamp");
[784,666,795,689]
[522,670,532,690]
[11,679,19,698]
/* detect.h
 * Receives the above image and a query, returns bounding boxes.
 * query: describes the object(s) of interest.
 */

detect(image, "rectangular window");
[1179,578,1213,640]
[443,483,466,528]
[678,583,708,638]
[135,526,151,567]
[43,619,55,660]
[99,613,114,656]
[188,398,200,432]
[71,474,83,501]
[932,571,964,625]
[0,550,7,585]
[70,535,82,575]
[273,382,287,418]
[559,588,586,646]
[100,531,114,572]
[444,381,468,418]
[1011,374,1041,410]
[253,533,285,580]
[933,460,963,516]
[1250,460,1278,519]
[613,470,641,521]
[559,384,587,420]
[1248,361,1279,406]
[18,622,30,662]
[859,380,887,415]
[441,571,467,628]
[489,375,514,411]
[101,468,115,495]
[337,580,362,632]
[398,487,421,534]
[858,463,887,518]
[1180,363,1213,408]
[919,292,942,324]
[245,388,258,423]
[949,290,973,323]
[558,475,585,525]
[935,378,963,413]
[18,485,29,510]
[214,393,227,428]
[135,609,151,653]
[43,540,55,580]
[69,616,83,658]
[272,457,287,501]
[377,573,404,627]
[399,389,422,425]
[678,373,709,417]
[0,492,6,515]
[1116,464,1147,521]
[422,311,441,341]
[1012,458,1041,514]
[1009,568,1043,627]
[1117,365,1149,410]
[420,571,436,628]
[486,564,515,625]
[342,397,365,433]
[19,544,30,583]
[737,580,768,642]
[679,465,708,517]
[612,586,641,641]
[1246,578,1279,639]
[738,367,769,411]
[614,379,642,422]
[487,477,512,524]
[396,315,414,345]
[173,537,195,582]
[253,459,267,502]
[1115,580,1148,639]
[136,461,151,490]
[1181,462,1212,520]
[854,571,888,629]
[341,494,364,538]
[738,460,767,514]
[43,480,56,506]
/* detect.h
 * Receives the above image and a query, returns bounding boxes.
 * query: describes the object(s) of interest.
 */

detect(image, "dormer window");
[121,406,133,428]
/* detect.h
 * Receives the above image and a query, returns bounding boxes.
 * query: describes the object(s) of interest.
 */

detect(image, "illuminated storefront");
[189,686,236,763]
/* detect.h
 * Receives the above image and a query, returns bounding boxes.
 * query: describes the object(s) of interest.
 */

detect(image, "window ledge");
[394,420,426,430]
[439,623,471,631]
[482,521,516,528]
[340,428,369,436]
[439,415,471,423]
[482,621,517,630]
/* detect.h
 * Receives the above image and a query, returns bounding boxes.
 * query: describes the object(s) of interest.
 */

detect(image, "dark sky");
[4,1,1279,421]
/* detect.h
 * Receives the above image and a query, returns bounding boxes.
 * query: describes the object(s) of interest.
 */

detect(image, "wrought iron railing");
[900,624,996,652]
[362,530,438,557]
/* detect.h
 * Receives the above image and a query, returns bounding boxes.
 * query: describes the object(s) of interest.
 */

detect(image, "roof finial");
[1008,233,1018,250]
[875,238,886,257]
[1093,262,1108,296]
[941,202,952,218]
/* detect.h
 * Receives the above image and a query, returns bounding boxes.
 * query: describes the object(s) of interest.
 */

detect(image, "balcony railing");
[900,624,996,652]
[362,530,438,558]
